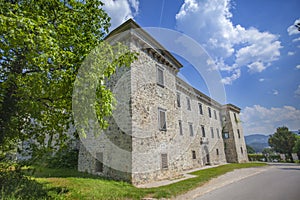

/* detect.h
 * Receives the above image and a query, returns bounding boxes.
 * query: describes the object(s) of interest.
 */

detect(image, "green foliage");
[0,0,137,156]
[268,126,297,162]
[246,145,255,154]
[293,135,300,159]
[0,162,49,200]
[248,154,265,161]
[248,153,281,162]
[32,148,79,170]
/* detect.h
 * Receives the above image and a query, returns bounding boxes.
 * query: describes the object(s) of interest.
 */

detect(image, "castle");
[77,19,248,186]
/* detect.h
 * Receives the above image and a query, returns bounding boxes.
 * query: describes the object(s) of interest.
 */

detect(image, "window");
[208,107,212,118]
[210,127,214,138]
[186,97,191,110]
[216,128,220,138]
[216,149,219,156]
[179,120,183,135]
[223,132,229,139]
[201,125,206,137]
[234,113,238,122]
[161,153,168,169]
[237,129,241,138]
[95,152,103,173]
[158,108,166,131]
[177,93,181,107]
[157,65,164,86]
[192,150,196,159]
[240,147,243,154]
[189,123,194,136]
[198,103,203,115]
[214,110,217,120]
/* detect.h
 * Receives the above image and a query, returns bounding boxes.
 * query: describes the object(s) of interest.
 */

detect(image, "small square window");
[157,66,164,87]
[158,108,166,131]
[192,150,196,159]
[223,132,229,139]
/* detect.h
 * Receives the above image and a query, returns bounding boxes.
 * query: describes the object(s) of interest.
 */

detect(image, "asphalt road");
[194,163,300,200]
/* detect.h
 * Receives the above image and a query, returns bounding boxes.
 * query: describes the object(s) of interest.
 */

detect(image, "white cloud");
[272,89,279,95]
[292,37,300,42]
[102,0,139,30]
[296,65,300,70]
[259,78,265,82]
[176,0,282,84]
[241,105,300,135]
[287,18,300,35]
[295,85,300,97]
[288,51,295,56]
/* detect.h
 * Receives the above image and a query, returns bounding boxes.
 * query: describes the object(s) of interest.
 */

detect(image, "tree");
[268,127,297,162]
[246,145,255,154]
[293,135,300,160]
[0,0,137,157]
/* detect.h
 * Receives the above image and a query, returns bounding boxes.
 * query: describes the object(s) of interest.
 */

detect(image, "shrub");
[0,162,48,199]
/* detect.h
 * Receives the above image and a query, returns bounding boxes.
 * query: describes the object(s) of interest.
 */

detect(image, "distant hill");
[245,134,270,153]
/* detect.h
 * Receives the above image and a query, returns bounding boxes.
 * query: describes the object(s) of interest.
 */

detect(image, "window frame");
[237,129,241,138]
[192,150,196,159]
[208,107,212,118]
[210,127,214,138]
[186,97,191,111]
[217,128,220,138]
[156,65,164,87]
[189,122,194,136]
[179,120,183,135]
[201,125,206,137]
[161,153,168,169]
[158,107,167,131]
[198,103,203,115]
[176,92,181,107]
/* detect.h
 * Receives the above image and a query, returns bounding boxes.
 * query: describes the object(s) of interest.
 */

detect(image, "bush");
[248,154,281,162]
[0,162,48,200]
[45,149,79,169]
[248,154,266,161]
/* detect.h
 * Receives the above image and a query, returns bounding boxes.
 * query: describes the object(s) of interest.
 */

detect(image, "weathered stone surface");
[78,19,248,186]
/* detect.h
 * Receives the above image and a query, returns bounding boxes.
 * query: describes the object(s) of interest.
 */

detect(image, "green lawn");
[21,162,267,200]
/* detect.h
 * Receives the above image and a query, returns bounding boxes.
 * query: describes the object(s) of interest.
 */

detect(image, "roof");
[105,19,183,70]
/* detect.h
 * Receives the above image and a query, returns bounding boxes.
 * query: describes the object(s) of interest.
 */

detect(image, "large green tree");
[268,127,297,162]
[293,134,300,160]
[0,0,137,157]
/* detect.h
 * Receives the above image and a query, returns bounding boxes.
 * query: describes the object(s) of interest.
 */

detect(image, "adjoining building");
[78,19,248,186]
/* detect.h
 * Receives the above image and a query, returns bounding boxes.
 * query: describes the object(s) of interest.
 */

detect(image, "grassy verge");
[19,162,266,200]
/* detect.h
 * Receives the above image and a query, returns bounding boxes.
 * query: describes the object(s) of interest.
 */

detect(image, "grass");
[18,162,267,199]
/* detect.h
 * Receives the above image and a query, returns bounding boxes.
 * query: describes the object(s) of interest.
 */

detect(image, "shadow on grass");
[0,169,69,200]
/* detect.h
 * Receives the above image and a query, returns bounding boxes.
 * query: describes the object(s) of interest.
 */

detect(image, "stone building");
[77,19,248,185]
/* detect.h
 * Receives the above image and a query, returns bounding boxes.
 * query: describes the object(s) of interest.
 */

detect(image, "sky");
[101,0,300,136]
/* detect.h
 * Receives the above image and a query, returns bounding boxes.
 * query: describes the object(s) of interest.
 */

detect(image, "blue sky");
[101,0,300,136]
